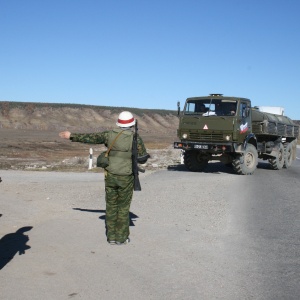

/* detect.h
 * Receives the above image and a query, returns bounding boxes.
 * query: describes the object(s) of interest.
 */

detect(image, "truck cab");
[175,94,252,154]
[174,94,298,175]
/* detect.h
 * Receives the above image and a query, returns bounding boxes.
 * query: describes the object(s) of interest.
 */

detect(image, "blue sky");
[1,0,299,119]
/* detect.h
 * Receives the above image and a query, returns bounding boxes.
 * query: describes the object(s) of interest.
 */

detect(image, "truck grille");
[189,132,223,141]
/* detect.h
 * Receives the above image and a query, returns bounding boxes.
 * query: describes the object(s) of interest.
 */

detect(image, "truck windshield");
[184,99,237,116]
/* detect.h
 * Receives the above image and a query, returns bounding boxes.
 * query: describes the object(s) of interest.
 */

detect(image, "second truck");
[174,94,299,175]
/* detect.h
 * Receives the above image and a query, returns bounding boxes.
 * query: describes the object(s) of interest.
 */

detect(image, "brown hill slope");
[0,102,180,171]
[0,101,178,133]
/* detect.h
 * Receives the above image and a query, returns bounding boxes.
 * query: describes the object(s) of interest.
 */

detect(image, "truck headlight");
[182,133,188,139]
[225,135,231,141]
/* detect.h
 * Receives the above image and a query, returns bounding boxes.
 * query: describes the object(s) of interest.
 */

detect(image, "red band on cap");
[117,117,134,124]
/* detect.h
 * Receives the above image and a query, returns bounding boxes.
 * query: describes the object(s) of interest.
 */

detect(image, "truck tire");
[269,143,285,170]
[283,143,293,169]
[232,144,258,175]
[184,150,209,172]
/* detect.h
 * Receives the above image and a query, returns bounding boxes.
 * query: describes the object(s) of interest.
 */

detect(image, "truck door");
[238,102,251,137]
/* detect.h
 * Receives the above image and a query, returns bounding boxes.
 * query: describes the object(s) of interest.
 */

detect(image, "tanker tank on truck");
[174,94,299,175]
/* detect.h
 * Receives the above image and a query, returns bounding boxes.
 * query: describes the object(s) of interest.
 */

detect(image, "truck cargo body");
[254,106,284,115]
[174,95,299,175]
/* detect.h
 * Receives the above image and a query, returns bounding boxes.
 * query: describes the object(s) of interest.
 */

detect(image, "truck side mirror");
[245,107,250,117]
[242,107,250,118]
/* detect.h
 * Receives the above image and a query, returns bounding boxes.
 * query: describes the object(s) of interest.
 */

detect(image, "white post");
[180,150,184,164]
[88,148,93,169]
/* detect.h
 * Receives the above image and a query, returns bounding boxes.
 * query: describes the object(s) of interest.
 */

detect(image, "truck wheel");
[232,144,258,175]
[283,143,293,168]
[184,150,208,172]
[269,143,285,170]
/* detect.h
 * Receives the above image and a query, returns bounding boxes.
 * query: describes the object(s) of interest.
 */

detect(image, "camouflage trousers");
[105,172,134,243]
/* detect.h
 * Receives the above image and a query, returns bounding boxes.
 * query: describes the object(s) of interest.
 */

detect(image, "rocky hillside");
[0,101,178,135]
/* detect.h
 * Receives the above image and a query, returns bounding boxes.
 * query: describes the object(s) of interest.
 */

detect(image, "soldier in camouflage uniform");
[59,111,149,245]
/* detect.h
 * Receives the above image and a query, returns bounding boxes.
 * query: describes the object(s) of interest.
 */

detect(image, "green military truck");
[174,94,299,175]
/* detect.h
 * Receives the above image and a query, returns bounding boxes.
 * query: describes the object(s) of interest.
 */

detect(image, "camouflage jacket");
[70,129,149,163]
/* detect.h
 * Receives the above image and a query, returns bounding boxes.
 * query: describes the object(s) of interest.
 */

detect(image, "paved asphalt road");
[0,148,299,300]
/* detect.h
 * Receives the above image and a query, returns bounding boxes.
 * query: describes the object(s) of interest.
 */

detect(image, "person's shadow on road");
[73,208,138,239]
[73,208,138,226]
[0,226,33,270]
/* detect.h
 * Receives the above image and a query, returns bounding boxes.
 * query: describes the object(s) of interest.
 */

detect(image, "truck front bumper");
[174,141,235,153]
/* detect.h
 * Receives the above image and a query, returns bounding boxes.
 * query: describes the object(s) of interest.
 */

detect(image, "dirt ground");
[0,128,181,172]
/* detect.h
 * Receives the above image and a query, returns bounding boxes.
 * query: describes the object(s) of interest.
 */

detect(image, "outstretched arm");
[59,131,109,144]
